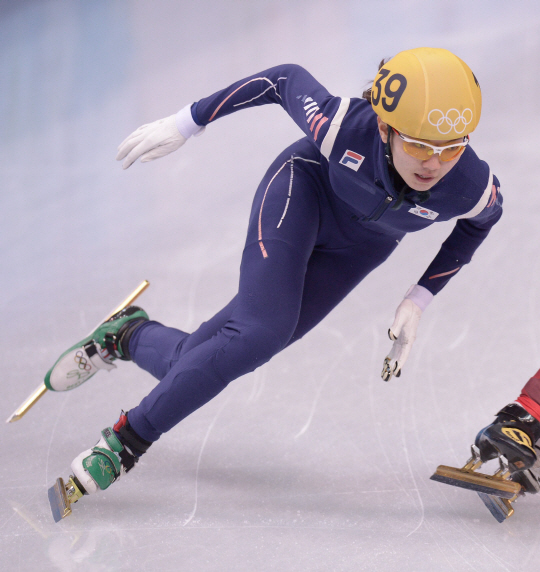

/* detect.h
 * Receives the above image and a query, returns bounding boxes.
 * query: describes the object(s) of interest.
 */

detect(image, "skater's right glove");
[116,104,205,169]
[381,284,433,381]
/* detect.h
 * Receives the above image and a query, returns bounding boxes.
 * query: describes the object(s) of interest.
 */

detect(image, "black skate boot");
[475,403,540,494]
[431,403,540,523]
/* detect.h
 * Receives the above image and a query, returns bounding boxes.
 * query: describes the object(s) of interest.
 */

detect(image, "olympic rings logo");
[74,350,92,371]
[428,108,473,135]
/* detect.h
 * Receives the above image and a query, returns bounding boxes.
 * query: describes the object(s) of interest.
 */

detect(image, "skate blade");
[477,492,514,523]
[430,465,521,499]
[48,477,72,523]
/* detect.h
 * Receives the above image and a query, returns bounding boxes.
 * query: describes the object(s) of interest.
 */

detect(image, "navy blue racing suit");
[127,65,503,442]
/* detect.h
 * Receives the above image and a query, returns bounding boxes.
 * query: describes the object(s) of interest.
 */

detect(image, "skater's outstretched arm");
[117,64,343,169]
[381,176,503,381]
[417,180,503,294]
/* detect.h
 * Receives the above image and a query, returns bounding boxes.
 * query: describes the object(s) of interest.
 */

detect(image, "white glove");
[116,104,205,169]
[381,284,433,381]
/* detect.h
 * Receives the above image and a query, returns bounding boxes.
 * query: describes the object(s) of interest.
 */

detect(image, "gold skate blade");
[477,492,514,523]
[48,477,72,523]
[430,465,521,499]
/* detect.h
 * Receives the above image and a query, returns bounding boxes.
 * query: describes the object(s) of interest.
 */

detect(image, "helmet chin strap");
[385,126,407,210]
[384,124,394,168]
[385,125,431,210]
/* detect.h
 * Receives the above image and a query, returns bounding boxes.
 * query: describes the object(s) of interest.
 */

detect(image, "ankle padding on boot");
[101,425,138,473]
[496,403,540,443]
[496,403,533,421]
[476,403,540,471]
[103,313,148,361]
[101,427,124,452]
[117,318,148,360]
[84,341,116,371]
[114,411,152,458]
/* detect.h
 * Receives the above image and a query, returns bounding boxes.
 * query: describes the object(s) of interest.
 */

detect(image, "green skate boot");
[48,411,152,522]
[44,306,148,391]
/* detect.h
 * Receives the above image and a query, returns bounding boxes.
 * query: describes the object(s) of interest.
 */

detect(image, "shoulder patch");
[320,98,350,159]
[452,169,494,220]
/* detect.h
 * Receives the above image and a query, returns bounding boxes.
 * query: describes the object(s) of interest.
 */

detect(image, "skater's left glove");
[381,284,433,381]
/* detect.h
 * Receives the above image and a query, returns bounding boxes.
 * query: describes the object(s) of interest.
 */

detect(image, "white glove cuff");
[404,284,433,312]
[175,104,205,139]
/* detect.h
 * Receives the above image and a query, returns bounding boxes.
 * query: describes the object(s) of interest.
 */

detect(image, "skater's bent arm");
[192,64,342,148]
[117,65,343,169]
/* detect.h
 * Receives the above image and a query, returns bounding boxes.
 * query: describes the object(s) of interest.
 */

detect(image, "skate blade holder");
[47,476,84,523]
[431,446,522,522]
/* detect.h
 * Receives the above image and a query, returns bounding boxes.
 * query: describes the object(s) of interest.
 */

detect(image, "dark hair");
[362,58,389,103]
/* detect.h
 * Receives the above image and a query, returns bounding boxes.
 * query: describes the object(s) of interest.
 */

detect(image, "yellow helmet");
[371,47,482,141]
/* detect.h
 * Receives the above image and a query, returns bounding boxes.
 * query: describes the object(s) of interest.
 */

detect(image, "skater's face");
[377,118,463,191]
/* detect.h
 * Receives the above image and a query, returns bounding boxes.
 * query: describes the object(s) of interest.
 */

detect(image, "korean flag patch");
[408,205,439,220]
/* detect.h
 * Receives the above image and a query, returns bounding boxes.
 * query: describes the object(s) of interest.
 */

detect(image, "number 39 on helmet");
[371,47,482,141]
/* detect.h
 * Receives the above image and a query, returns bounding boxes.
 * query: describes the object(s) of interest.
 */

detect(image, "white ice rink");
[2,1,540,570]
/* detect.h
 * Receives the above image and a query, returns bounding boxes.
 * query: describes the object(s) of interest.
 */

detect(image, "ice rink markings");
[44,392,71,486]
[183,394,233,527]
[294,337,358,439]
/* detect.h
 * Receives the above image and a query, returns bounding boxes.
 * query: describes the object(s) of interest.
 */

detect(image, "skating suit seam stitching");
[258,155,321,257]
[208,76,287,122]
[258,160,289,257]
[245,237,315,256]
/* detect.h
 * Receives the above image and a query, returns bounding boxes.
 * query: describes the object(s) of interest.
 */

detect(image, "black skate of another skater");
[431,403,540,522]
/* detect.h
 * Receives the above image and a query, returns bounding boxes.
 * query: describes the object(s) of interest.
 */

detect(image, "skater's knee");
[214,322,287,381]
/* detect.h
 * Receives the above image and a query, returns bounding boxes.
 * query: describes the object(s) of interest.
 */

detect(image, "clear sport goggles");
[392,128,469,162]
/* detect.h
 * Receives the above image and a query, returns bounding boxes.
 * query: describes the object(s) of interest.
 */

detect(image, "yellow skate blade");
[477,492,514,523]
[430,465,522,499]
[48,477,72,523]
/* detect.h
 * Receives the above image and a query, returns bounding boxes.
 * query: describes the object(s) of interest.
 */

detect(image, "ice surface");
[2,1,540,570]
